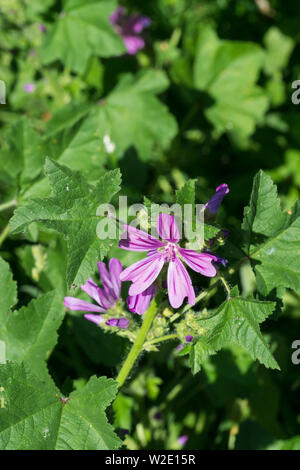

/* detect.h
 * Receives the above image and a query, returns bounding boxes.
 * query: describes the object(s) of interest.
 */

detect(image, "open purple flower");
[64,258,128,329]
[110,7,151,55]
[204,183,229,214]
[119,214,218,309]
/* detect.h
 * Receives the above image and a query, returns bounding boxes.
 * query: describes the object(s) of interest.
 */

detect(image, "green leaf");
[0,362,122,450]
[267,436,300,450]
[198,289,279,370]
[0,291,64,378]
[10,158,122,287]
[82,70,178,161]
[263,27,294,76]
[0,118,46,195]
[189,339,216,374]
[194,27,268,147]
[40,0,125,73]
[242,171,300,295]
[0,257,17,316]
[176,179,196,207]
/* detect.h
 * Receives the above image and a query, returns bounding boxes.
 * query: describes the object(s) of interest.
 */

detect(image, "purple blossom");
[204,183,229,214]
[110,7,151,55]
[178,435,189,446]
[23,83,35,93]
[106,317,129,330]
[38,23,46,33]
[64,258,123,323]
[176,344,184,352]
[185,335,194,342]
[119,214,218,309]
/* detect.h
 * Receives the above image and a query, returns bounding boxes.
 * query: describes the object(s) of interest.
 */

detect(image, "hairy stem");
[116,298,158,388]
[0,224,10,246]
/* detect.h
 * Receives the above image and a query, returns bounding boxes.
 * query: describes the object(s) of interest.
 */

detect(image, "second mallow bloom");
[64,258,128,329]
[119,214,220,309]
[110,7,151,55]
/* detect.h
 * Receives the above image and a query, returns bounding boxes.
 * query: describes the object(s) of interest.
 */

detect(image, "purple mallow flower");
[204,183,229,214]
[38,23,46,33]
[178,435,189,446]
[23,83,35,93]
[64,258,125,325]
[110,7,151,55]
[119,214,219,309]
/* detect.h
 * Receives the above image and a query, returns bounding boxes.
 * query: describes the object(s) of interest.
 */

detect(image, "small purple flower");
[64,258,123,324]
[119,214,218,309]
[110,7,151,55]
[38,23,46,33]
[185,335,194,342]
[178,435,188,446]
[176,344,184,352]
[106,318,129,330]
[24,83,35,93]
[204,184,229,214]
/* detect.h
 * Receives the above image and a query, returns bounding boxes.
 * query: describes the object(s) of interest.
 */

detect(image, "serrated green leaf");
[10,158,122,287]
[194,27,268,146]
[242,171,300,295]
[0,362,122,450]
[40,0,125,73]
[199,291,279,370]
[0,291,64,377]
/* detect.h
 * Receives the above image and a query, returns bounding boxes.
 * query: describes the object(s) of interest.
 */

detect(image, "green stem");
[116,299,158,388]
[0,224,10,246]
[220,276,231,296]
[0,199,17,212]
[144,333,178,348]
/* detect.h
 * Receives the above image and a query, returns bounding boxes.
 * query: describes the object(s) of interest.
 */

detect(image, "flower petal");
[123,35,145,54]
[121,252,164,296]
[108,258,123,299]
[126,15,151,34]
[179,248,217,277]
[64,297,105,313]
[157,213,180,243]
[167,257,195,309]
[204,183,229,214]
[119,224,164,252]
[127,284,157,315]
[84,314,104,325]
[109,6,125,26]
[80,278,103,306]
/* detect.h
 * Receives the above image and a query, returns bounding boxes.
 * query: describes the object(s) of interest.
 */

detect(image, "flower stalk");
[116,297,158,388]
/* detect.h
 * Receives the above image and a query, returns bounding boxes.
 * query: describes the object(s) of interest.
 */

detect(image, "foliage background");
[0,0,299,450]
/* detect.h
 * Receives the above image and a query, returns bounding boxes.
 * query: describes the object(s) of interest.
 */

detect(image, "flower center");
[162,242,177,262]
